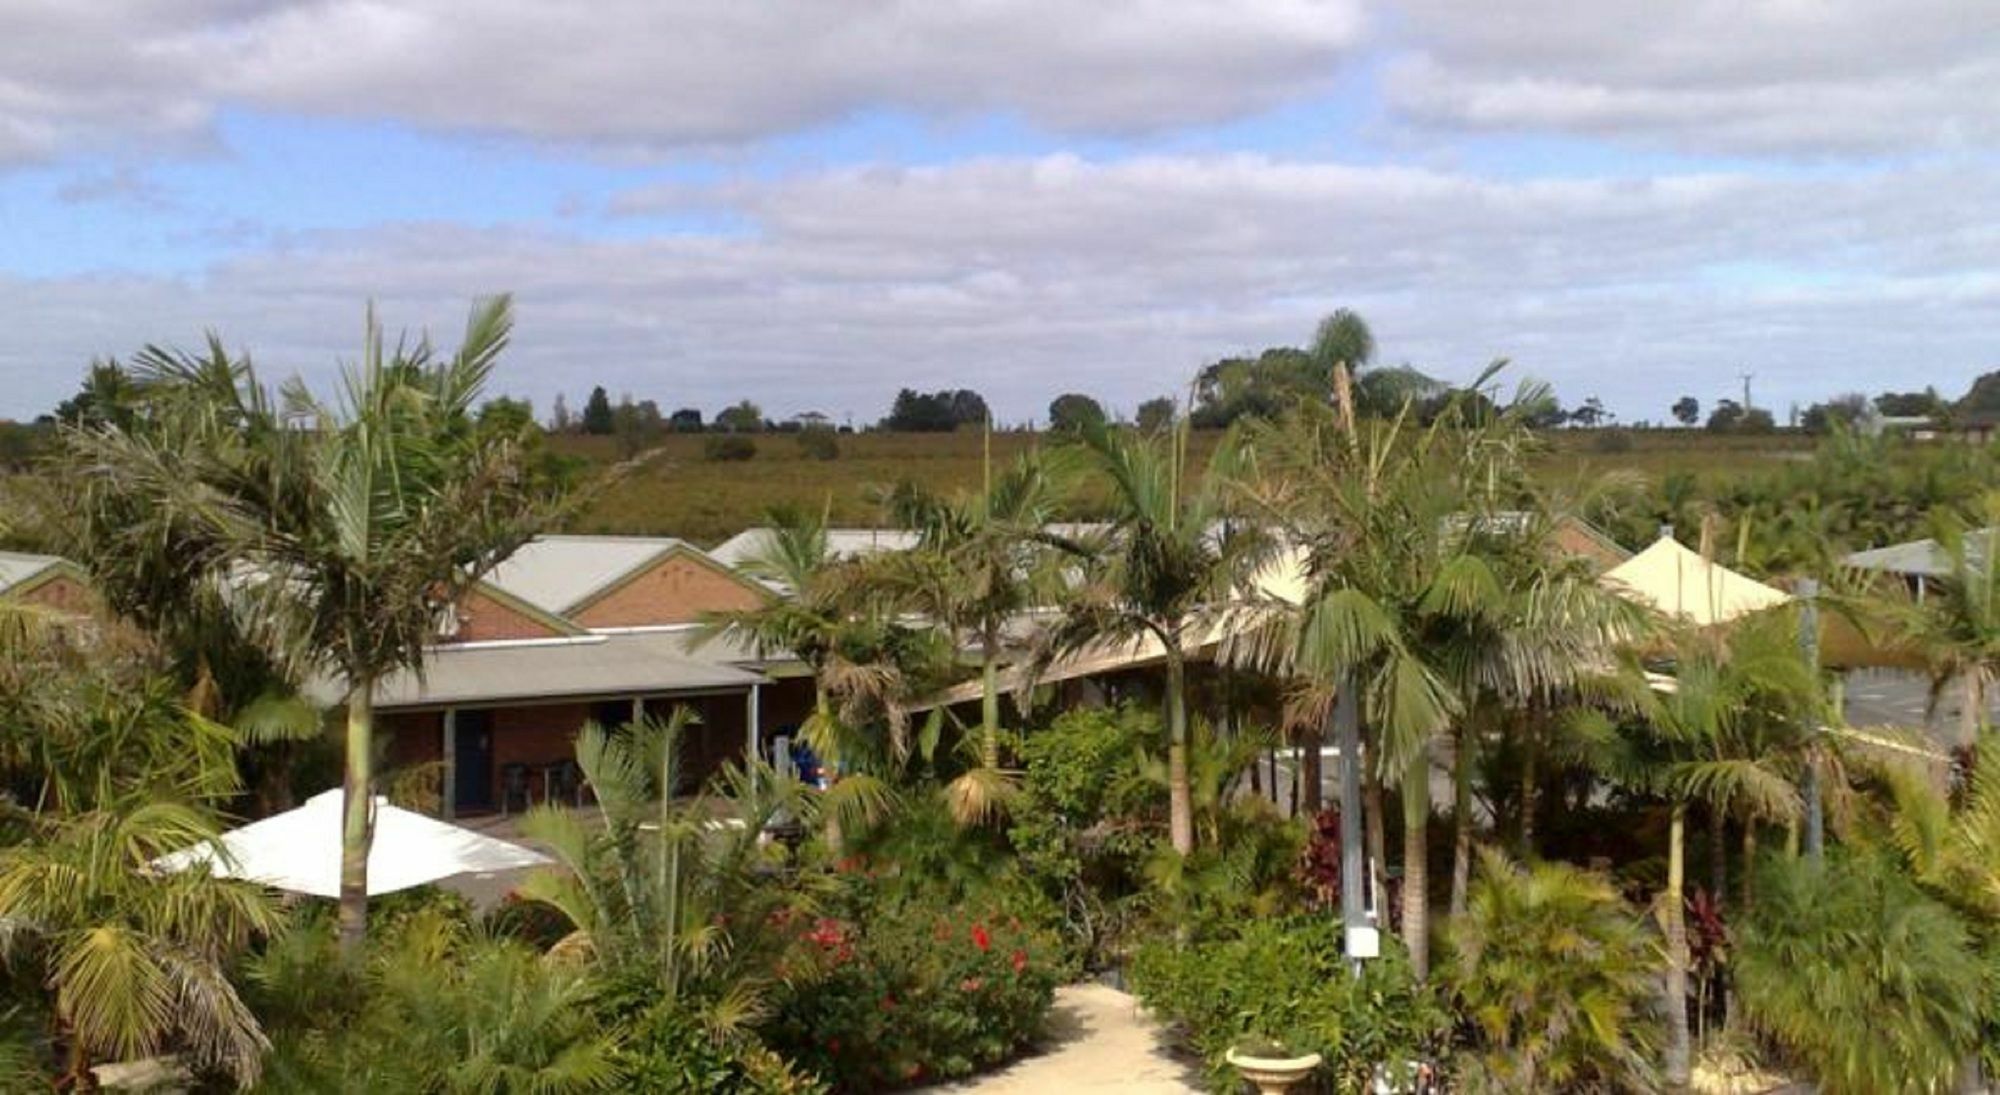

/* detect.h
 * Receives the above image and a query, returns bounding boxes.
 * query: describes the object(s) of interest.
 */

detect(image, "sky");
[6,1,2000,427]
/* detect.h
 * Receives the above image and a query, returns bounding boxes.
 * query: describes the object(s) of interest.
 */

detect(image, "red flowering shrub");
[767,885,1061,1090]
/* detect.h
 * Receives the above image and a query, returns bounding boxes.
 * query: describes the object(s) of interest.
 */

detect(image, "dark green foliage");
[766,877,1062,1091]
[1129,916,1447,1093]
[1735,853,1984,1095]
[581,385,615,435]
[1442,851,1661,1092]
[1047,392,1107,433]
[883,388,989,432]
[1671,395,1700,425]
[1135,396,1176,433]
[716,399,766,433]
[705,434,758,462]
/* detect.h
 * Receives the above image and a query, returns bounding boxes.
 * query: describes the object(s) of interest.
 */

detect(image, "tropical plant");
[1045,419,1264,855]
[1129,915,1446,1093]
[0,801,281,1086]
[870,444,1077,824]
[1442,849,1661,1093]
[517,713,820,1040]
[1866,505,2000,751]
[54,297,559,952]
[246,906,621,1093]
[1735,852,1983,1094]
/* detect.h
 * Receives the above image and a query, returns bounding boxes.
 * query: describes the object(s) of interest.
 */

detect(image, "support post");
[440,707,457,820]
[746,684,763,790]
[1336,675,1372,967]
[1799,578,1824,861]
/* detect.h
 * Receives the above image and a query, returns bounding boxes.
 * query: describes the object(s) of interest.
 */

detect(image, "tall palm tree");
[700,505,929,835]
[1607,621,1814,1087]
[1228,372,1585,980]
[1046,420,1261,856]
[57,298,558,953]
[869,447,1077,823]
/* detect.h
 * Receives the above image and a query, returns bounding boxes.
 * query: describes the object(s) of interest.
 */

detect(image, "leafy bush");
[1735,852,1984,1094]
[1129,916,1446,1092]
[766,879,1062,1090]
[245,908,620,1093]
[704,434,758,462]
[1442,850,1660,1092]
[794,428,840,461]
[1010,704,1163,963]
[598,980,824,1094]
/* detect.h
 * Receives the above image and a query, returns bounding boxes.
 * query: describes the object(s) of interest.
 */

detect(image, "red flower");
[959,977,984,992]
[971,924,991,952]
[827,1037,841,1054]
[880,994,897,1011]
[1011,948,1028,974]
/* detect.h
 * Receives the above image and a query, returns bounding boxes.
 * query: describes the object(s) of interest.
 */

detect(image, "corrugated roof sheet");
[483,535,691,613]
[708,527,920,569]
[312,631,765,709]
[1843,529,1994,578]
[0,550,64,594]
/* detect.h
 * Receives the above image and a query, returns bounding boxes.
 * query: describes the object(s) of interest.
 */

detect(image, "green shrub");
[704,434,758,462]
[601,986,823,1094]
[1736,852,1984,1095]
[1129,916,1446,1093]
[766,881,1062,1090]
[1010,704,1163,963]
[794,428,840,461]
[1442,850,1660,1092]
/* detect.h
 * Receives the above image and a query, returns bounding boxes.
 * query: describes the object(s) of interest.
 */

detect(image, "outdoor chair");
[499,763,532,816]
[555,759,587,807]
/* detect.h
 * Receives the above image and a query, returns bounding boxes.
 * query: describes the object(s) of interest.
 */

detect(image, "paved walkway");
[920,981,1204,1093]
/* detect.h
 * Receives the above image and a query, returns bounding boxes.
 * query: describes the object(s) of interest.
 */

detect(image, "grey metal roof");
[483,535,693,613]
[313,631,766,710]
[0,550,66,594]
[1843,528,1995,578]
[708,527,920,569]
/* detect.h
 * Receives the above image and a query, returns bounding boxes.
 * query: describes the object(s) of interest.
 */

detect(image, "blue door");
[453,710,494,813]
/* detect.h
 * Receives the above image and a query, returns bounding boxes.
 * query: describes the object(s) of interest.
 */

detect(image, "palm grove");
[2,301,1998,1092]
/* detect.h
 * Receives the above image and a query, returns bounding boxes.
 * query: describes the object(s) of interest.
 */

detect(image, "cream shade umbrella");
[154,789,549,898]
[1601,534,1791,627]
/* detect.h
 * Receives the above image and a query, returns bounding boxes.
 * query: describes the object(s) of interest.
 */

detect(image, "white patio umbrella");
[154,789,549,898]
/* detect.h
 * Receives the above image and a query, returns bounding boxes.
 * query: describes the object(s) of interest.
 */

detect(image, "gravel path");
[920,981,1205,1093]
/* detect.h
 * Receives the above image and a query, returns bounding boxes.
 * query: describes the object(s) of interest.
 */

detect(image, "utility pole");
[1739,372,1755,412]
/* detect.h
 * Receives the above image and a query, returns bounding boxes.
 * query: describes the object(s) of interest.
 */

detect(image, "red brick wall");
[449,587,565,643]
[573,554,766,629]
[383,711,444,769]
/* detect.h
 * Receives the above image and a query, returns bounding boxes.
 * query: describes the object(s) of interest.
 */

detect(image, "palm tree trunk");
[1301,719,1324,814]
[1959,671,1982,750]
[1451,722,1474,917]
[1165,648,1194,855]
[1365,764,1388,920]
[1665,802,1692,1089]
[1740,822,1757,911]
[980,632,1001,770]
[1709,806,1727,907]
[1518,727,1538,857]
[1402,751,1431,980]
[338,679,375,958]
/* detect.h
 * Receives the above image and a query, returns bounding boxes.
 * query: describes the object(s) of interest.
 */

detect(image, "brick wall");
[573,554,766,628]
[449,587,567,643]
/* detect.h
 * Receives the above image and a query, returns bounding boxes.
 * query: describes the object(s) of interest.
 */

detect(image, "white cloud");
[9,155,2000,426]
[0,0,1362,165]
[1384,1,2000,155]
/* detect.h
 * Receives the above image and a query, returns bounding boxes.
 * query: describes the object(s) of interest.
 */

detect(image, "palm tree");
[1869,512,2000,752]
[519,711,817,1031]
[700,505,931,836]
[57,298,558,953]
[1608,621,1815,1087]
[1227,373,1597,980]
[1045,420,1262,856]
[869,447,1076,823]
[0,802,281,1086]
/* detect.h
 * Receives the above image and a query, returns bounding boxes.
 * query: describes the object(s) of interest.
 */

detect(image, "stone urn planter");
[1225,1046,1323,1094]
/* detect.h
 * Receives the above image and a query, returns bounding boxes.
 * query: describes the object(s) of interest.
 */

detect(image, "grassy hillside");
[557,428,1815,546]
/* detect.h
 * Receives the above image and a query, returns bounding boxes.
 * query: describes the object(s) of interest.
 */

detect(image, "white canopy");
[1600,535,1791,627]
[155,790,549,898]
